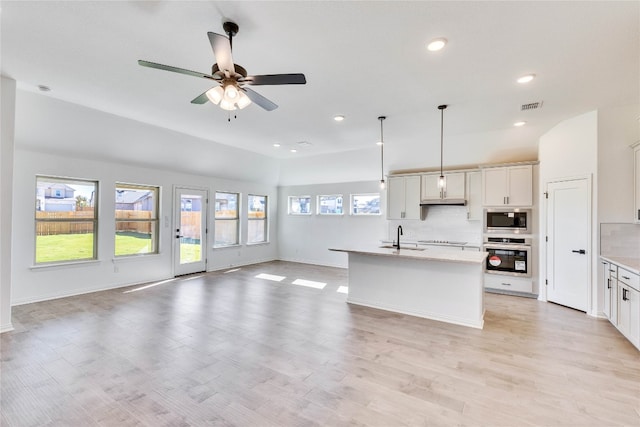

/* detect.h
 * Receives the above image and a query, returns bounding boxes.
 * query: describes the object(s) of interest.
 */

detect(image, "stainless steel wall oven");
[483,237,532,277]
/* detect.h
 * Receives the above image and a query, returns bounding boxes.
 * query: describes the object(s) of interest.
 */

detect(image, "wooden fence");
[36,210,95,236]
[36,210,203,239]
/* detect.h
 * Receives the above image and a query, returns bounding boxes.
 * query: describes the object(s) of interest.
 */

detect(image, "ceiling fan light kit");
[138,21,306,116]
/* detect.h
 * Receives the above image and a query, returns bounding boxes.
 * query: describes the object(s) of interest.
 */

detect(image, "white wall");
[278,147,381,186]
[1,76,16,332]
[538,110,599,315]
[278,181,386,267]
[15,90,281,185]
[597,103,640,223]
[12,149,278,305]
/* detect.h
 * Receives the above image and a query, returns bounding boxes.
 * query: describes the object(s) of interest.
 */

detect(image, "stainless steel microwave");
[484,208,531,234]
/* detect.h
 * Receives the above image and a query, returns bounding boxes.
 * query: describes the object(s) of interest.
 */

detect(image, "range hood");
[420,199,467,206]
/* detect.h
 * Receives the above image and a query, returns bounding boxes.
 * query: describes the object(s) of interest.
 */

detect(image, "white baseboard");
[0,322,14,333]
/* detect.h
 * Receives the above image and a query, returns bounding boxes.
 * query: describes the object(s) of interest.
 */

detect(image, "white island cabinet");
[330,246,487,329]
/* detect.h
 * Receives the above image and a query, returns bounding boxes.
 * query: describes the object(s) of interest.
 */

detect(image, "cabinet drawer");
[484,275,533,293]
[618,267,640,292]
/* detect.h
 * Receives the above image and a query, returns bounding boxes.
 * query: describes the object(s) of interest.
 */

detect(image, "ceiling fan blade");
[190,90,211,104]
[243,74,306,85]
[207,32,235,75]
[138,60,218,81]
[242,87,278,111]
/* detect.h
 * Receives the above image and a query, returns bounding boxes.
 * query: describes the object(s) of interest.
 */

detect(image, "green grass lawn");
[36,233,200,263]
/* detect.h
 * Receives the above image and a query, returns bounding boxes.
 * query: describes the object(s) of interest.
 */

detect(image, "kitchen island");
[330,245,488,329]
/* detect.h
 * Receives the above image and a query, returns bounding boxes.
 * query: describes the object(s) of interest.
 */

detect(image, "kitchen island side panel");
[346,253,484,328]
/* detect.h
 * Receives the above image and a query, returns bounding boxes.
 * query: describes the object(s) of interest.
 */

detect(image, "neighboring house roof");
[116,190,152,204]
[37,182,76,192]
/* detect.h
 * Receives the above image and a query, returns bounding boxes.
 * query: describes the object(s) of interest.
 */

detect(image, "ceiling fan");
[138,21,306,112]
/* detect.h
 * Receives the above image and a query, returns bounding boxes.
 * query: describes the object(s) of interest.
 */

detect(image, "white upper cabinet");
[421,172,465,201]
[387,176,421,220]
[466,171,482,221]
[482,165,533,207]
[634,143,640,223]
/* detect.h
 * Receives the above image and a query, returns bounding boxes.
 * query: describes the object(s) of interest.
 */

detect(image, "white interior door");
[174,187,207,276]
[546,178,590,312]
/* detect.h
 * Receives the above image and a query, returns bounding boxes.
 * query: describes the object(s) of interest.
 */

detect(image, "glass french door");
[174,187,207,276]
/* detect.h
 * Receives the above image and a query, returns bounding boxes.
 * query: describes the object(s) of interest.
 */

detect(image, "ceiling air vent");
[521,101,543,111]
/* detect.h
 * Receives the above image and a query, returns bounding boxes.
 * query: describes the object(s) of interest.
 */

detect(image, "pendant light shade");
[378,116,386,189]
[437,104,448,190]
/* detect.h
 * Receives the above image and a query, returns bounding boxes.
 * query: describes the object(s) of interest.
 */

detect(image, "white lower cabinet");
[617,283,640,349]
[617,266,640,349]
[604,258,640,350]
[484,274,533,294]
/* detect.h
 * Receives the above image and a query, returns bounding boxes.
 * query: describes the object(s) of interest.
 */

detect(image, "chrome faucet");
[395,225,403,250]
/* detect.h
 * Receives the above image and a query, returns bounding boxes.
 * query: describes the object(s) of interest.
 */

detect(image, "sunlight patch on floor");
[180,275,204,281]
[337,286,348,294]
[255,273,286,282]
[123,279,176,293]
[224,268,241,274]
[292,279,326,289]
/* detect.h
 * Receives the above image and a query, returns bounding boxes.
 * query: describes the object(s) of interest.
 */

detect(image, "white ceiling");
[2,1,639,170]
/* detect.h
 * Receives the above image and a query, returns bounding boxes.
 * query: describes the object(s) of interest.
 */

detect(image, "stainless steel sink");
[379,245,425,251]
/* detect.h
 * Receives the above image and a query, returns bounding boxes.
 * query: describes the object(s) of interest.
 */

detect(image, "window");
[317,195,343,215]
[247,194,267,244]
[351,193,381,215]
[214,192,239,247]
[35,176,98,264]
[288,196,311,215]
[115,183,159,256]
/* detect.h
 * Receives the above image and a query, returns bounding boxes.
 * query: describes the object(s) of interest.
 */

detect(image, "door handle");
[572,249,586,254]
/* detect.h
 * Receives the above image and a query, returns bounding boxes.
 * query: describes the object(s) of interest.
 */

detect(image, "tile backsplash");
[600,223,640,258]
[387,206,482,246]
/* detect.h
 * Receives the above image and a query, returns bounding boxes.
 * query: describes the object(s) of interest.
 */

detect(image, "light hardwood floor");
[2,261,639,426]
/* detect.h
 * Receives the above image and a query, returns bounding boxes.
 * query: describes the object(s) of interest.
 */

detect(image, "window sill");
[112,254,161,263]
[213,244,242,249]
[30,259,101,270]
[246,241,270,246]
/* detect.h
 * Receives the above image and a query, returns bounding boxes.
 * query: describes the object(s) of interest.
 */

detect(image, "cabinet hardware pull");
[622,288,628,301]
[607,278,611,289]
[622,275,631,280]
[572,249,586,254]
[501,283,512,286]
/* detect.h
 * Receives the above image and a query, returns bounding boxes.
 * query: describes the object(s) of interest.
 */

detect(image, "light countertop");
[330,245,488,264]
[600,256,640,275]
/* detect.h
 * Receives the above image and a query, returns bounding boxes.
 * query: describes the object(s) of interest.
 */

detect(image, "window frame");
[214,191,240,248]
[287,195,312,215]
[247,194,268,244]
[350,193,382,216]
[114,182,160,257]
[317,194,344,215]
[34,175,99,265]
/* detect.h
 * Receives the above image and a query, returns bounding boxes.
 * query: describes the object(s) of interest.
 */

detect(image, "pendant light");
[437,104,448,189]
[378,116,386,189]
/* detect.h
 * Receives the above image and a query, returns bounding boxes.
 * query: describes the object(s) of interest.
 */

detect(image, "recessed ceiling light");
[513,121,527,127]
[334,115,345,122]
[517,74,535,84]
[290,149,297,153]
[273,143,281,148]
[427,38,447,52]
[37,85,51,92]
